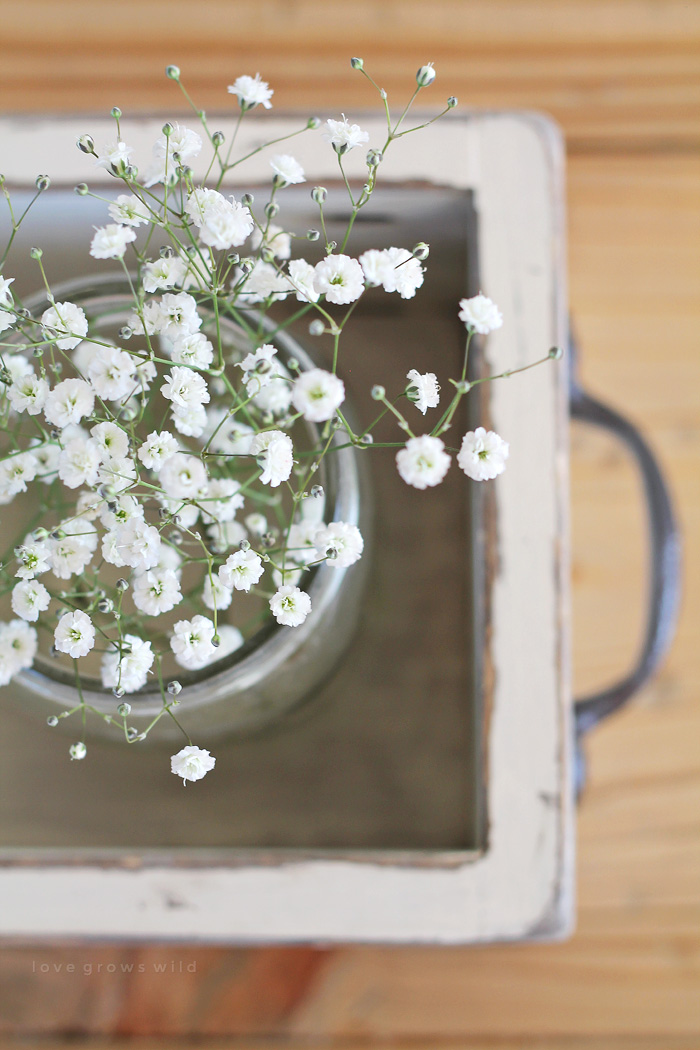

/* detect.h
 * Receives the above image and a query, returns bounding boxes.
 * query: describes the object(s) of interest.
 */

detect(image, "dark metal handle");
[569,336,682,740]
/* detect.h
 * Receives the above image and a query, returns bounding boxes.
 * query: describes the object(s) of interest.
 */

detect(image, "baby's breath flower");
[406,369,440,415]
[270,154,306,186]
[219,548,264,592]
[457,427,510,481]
[269,585,311,627]
[170,615,217,669]
[171,744,216,783]
[108,193,151,227]
[322,116,370,154]
[291,368,345,423]
[313,254,364,305]
[90,223,137,260]
[44,378,94,429]
[250,430,293,488]
[11,580,50,622]
[314,521,364,568]
[396,434,451,490]
[41,301,88,350]
[228,73,273,111]
[54,610,95,659]
[458,293,503,335]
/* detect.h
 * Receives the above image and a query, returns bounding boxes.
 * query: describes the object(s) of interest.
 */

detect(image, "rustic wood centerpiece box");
[0,112,572,943]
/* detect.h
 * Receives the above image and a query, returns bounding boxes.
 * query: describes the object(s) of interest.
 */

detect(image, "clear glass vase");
[4,275,370,742]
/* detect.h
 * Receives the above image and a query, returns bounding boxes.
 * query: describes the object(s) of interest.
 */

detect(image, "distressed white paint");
[0,113,572,944]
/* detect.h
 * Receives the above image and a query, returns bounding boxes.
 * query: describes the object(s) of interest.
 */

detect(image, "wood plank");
[0,1,699,149]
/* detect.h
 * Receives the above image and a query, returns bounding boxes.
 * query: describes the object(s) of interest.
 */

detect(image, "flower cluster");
[0,61,556,784]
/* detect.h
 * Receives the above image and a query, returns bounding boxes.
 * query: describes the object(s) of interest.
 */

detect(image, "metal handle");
[569,335,682,741]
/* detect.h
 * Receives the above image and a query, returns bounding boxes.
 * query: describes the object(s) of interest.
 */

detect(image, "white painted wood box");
[0,112,572,943]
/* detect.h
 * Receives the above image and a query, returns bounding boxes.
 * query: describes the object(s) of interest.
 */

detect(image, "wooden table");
[0,1,698,1045]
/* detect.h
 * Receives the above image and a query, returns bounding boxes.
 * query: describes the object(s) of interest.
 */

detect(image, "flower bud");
[46,715,58,727]
[115,578,129,592]
[69,742,87,761]
[264,201,280,219]
[307,116,321,129]
[227,252,240,264]
[241,192,254,207]
[239,539,251,551]
[162,121,173,137]
[212,634,221,648]
[239,258,254,274]
[447,96,458,109]
[366,149,382,168]
[350,57,364,70]
[167,680,182,696]
[309,319,325,337]
[165,64,181,80]
[117,702,131,716]
[287,357,299,371]
[212,130,225,147]
[549,345,564,360]
[119,325,132,340]
[306,229,320,241]
[416,63,436,87]
[311,186,327,204]
[127,727,139,740]
[74,183,89,196]
[77,134,95,155]
[124,164,138,180]
[29,246,43,260]
[33,344,44,357]
[35,175,51,192]
[311,484,323,498]
[454,379,471,394]
[371,384,386,400]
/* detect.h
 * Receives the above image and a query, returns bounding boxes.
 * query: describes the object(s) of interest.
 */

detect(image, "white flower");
[313,254,364,305]
[171,744,216,784]
[383,247,424,299]
[270,153,305,185]
[31,441,61,483]
[142,254,187,293]
[69,742,87,761]
[236,343,278,396]
[287,259,320,303]
[4,353,32,384]
[108,193,151,227]
[147,122,202,185]
[253,376,293,416]
[207,414,253,456]
[199,199,254,250]
[99,492,144,530]
[137,430,179,471]
[161,365,210,409]
[314,521,364,568]
[90,223,137,260]
[396,434,451,489]
[171,615,216,669]
[202,573,233,611]
[11,580,50,622]
[228,73,274,110]
[160,453,207,500]
[168,331,214,370]
[15,539,51,580]
[201,477,244,524]
[112,518,161,571]
[185,187,228,226]
[235,260,289,304]
[286,520,319,566]
[0,451,38,499]
[457,427,510,481]
[250,430,293,487]
[48,533,94,579]
[406,369,440,414]
[101,635,154,693]
[458,294,503,335]
[54,610,95,659]
[250,223,291,260]
[90,421,129,463]
[219,548,264,592]
[207,520,247,551]
[0,275,16,332]
[44,378,95,429]
[159,292,202,339]
[358,249,396,288]
[41,302,88,350]
[245,512,268,536]
[323,116,370,153]
[132,567,183,617]
[171,402,208,438]
[203,623,243,663]
[88,346,138,401]
[96,455,137,494]
[95,140,134,172]
[269,585,312,627]
[8,371,49,416]
[291,368,345,422]
[58,436,101,489]
[0,619,37,684]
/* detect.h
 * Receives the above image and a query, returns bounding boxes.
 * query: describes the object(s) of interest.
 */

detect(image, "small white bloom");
[171,744,216,784]
[88,345,138,401]
[90,223,137,260]
[31,441,61,483]
[269,585,312,627]
[457,427,510,481]
[8,372,49,416]
[41,302,89,351]
[203,623,243,663]
[108,193,151,227]
[406,369,440,414]
[458,294,503,335]
[313,254,364,305]
[95,140,134,172]
[58,436,101,489]
[396,434,451,489]
[0,451,38,499]
[253,376,293,416]
[48,534,94,579]
[142,254,187,293]
[69,742,87,761]
[137,430,179,471]
[149,122,202,185]
[383,246,424,299]
[228,73,273,110]
[219,548,264,592]
[286,520,319,566]
[11,580,50,622]
[0,619,37,684]
[101,635,154,693]
[287,258,319,303]
[291,368,345,422]
[0,275,17,332]
[250,223,292,260]
[113,518,162,571]
[54,610,95,659]
[245,512,268,536]
[323,115,370,153]
[199,199,255,250]
[159,292,202,339]
[314,521,364,568]
[358,249,396,288]
[15,539,51,580]
[97,455,137,494]
[207,414,253,457]
[234,260,290,304]
[236,343,278,396]
[90,421,129,463]
[99,492,144,531]
[44,378,95,429]
[200,477,244,524]
[207,519,247,551]
[185,187,228,226]
[4,353,32,384]
[160,453,208,500]
[250,430,293,487]
[130,567,180,613]
[168,331,214,370]
[270,153,305,185]
[161,365,210,409]
[202,573,233,611]
[171,615,216,670]
[171,401,208,439]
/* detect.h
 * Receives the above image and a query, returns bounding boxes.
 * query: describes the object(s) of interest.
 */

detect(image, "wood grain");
[0,1,699,149]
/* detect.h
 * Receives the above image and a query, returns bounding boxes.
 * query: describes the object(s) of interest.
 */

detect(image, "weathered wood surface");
[1,1,699,150]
